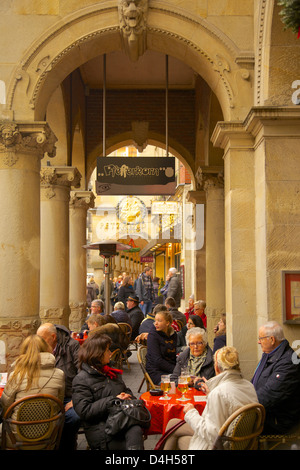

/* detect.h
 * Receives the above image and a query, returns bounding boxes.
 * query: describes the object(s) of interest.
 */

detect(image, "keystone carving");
[118,0,148,61]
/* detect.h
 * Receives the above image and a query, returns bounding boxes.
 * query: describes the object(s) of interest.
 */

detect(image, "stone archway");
[1,1,255,369]
[7,2,254,125]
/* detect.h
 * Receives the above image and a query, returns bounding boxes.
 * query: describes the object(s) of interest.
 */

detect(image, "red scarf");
[101,365,123,379]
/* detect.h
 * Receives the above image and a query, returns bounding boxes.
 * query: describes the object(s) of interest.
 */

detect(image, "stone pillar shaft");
[0,121,56,369]
[40,166,81,327]
[198,168,225,346]
[69,190,95,332]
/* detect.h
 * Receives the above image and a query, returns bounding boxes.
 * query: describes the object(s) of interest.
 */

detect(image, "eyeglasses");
[258,335,270,341]
[189,341,204,347]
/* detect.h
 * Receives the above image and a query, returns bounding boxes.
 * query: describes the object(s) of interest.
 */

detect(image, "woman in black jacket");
[117,276,135,310]
[72,332,144,450]
[145,309,177,385]
[171,327,215,386]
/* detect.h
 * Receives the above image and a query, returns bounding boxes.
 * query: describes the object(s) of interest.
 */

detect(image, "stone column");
[211,120,256,379]
[0,121,56,370]
[246,107,300,346]
[197,168,226,347]
[69,190,95,332]
[186,190,206,301]
[40,166,81,327]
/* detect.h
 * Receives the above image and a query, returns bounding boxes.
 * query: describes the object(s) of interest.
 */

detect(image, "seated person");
[0,334,65,448]
[171,327,215,385]
[162,346,258,450]
[37,323,81,450]
[85,313,106,334]
[165,296,187,328]
[177,314,205,352]
[137,305,168,338]
[72,332,144,450]
[89,318,129,353]
[146,309,177,385]
[212,313,226,354]
[251,321,300,434]
[111,301,132,325]
[184,295,195,322]
[193,300,207,328]
[126,295,144,340]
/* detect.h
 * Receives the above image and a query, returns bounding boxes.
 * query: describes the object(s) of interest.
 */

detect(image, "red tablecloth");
[141,388,207,435]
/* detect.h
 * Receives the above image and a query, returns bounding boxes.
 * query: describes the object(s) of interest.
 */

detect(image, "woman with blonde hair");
[0,334,65,414]
[146,308,177,385]
[161,346,258,450]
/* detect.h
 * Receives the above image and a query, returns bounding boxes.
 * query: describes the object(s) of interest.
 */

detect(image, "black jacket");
[146,324,177,385]
[170,345,215,385]
[72,363,134,450]
[251,339,300,433]
[54,324,80,398]
[127,305,144,340]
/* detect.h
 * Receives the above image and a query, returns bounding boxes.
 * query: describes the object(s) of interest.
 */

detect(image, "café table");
[140,387,207,435]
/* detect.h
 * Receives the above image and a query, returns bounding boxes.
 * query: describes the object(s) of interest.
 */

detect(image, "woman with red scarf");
[72,332,144,450]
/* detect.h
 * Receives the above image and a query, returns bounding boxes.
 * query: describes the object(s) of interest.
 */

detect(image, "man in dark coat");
[165,296,187,327]
[37,322,81,449]
[251,321,300,434]
[166,267,182,308]
[126,295,144,340]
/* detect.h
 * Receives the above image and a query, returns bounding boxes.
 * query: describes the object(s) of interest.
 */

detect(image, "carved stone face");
[119,0,147,29]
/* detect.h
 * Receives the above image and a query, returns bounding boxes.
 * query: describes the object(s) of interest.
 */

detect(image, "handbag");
[105,398,151,436]
[154,419,186,450]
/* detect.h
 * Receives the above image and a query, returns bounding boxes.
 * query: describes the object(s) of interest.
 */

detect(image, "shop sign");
[96,157,176,195]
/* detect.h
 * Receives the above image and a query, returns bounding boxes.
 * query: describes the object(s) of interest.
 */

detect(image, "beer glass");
[160,375,171,400]
[177,375,189,401]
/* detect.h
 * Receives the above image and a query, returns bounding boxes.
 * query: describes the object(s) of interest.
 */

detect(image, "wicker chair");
[118,322,132,370]
[109,348,122,369]
[1,393,65,450]
[258,430,300,450]
[213,403,265,450]
[137,345,158,392]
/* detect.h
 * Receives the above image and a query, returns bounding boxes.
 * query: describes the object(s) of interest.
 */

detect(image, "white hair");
[114,301,125,311]
[186,327,207,346]
[169,267,177,275]
[262,321,285,342]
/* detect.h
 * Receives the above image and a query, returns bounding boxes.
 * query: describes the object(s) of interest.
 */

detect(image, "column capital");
[70,190,95,210]
[186,189,206,205]
[195,166,224,192]
[40,166,81,189]
[0,121,57,163]
[211,106,300,149]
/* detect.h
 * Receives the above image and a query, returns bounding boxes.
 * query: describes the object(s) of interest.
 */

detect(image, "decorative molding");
[69,190,96,210]
[0,121,57,165]
[195,166,224,191]
[40,166,81,190]
[131,120,149,151]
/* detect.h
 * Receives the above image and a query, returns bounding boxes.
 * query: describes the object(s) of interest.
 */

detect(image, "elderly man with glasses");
[251,321,300,434]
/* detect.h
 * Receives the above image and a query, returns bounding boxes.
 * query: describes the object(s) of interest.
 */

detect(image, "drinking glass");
[160,375,171,400]
[177,375,189,401]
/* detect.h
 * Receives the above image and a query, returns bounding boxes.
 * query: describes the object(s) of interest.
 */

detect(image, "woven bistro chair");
[137,345,158,392]
[118,322,132,370]
[109,348,122,369]
[1,393,65,450]
[213,403,265,450]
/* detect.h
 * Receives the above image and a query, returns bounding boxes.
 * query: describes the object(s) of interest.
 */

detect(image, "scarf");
[188,349,208,376]
[101,365,123,379]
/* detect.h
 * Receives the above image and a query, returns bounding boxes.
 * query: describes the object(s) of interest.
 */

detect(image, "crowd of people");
[0,266,300,451]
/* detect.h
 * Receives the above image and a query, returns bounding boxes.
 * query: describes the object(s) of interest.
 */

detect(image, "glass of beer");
[160,375,171,400]
[177,375,189,401]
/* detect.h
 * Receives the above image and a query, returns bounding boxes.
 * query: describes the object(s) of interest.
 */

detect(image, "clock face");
[117,196,147,225]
